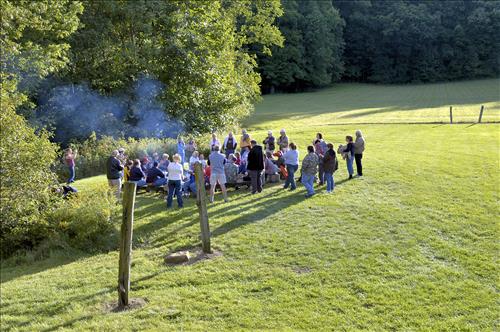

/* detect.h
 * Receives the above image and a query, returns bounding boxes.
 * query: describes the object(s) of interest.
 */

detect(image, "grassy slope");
[248,78,500,130]
[1,80,499,331]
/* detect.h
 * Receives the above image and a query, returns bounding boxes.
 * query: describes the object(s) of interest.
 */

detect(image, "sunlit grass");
[1,80,499,330]
[248,78,500,130]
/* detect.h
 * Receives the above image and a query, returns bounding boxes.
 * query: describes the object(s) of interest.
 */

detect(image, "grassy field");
[248,78,500,130]
[1,80,499,331]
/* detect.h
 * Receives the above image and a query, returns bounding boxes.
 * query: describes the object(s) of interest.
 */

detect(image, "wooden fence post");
[478,105,484,123]
[194,162,211,253]
[118,181,137,308]
[449,106,453,124]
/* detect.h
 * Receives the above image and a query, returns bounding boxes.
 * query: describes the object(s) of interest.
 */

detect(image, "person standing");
[209,133,221,151]
[353,130,365,177]
[338,136,355,179]
[106,150,124,199]
[177,137,186,165]
[208,146,228,203]
[185,139,197,162]
[278,129,289,152]
[323,143,337,193]
[64,148,77,183]
[166,154,184,208]
[117,148,127,165]
[262,130,275,154]
[247,140,265,194]
[283,142,299,191]
[223,132,238,157]
[240,129,251,152]
[301,146,319,198]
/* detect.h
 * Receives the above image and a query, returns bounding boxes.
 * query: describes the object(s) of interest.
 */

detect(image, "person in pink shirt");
[64,148,77,183]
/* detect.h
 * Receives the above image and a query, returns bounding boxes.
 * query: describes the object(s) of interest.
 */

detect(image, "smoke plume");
[34,77,183,144]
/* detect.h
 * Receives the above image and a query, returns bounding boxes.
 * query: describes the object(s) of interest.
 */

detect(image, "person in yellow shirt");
[240,129,251,152]
[123,160,133,182]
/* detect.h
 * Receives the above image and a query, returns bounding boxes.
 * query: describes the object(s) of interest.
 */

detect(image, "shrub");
[46,186,120,252]
[0,107,59,257]
[54,133,180,181]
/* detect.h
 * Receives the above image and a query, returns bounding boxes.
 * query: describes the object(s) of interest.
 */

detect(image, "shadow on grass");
[210,188,305,238]
[40,314,96,332]
[0,251,91,284]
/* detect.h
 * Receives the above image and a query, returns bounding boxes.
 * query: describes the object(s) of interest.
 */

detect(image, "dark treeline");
[258,0,500,92]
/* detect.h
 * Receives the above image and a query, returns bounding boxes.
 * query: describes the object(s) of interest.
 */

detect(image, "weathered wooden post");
[193,162,211,253]
[449,106,453,124]
[478,105,484,123]
[118,181,137,308]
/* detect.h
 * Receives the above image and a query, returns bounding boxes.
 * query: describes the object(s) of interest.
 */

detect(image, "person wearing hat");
[117,147,127,165]
[263,130,276,154]
[278,129,289,152]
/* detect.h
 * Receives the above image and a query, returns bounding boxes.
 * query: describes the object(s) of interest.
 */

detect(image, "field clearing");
[248,79,500,130]
[1,80,499,331]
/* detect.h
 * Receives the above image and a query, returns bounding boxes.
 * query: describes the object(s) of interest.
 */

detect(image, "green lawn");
[248,78,500,130]
[1,80,499,331]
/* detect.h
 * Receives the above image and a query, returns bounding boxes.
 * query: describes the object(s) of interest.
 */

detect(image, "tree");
[0,0,83,256]
[258,0,344,92]
[332,0,500,83]
[63,0,283,133]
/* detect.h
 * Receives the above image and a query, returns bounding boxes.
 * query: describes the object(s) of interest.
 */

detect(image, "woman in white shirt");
[209,133,221,151]
[167,154,184,208]
[189,151,200,171]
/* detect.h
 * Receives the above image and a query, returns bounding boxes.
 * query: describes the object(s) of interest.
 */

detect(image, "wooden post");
[449,106,453,124]
[478,105,484,123]
[193,162,211,253]
[118,181,137,308]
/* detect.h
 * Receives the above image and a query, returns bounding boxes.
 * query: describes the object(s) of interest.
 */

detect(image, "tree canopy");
[258,0,500,92]
[63,0,283,133]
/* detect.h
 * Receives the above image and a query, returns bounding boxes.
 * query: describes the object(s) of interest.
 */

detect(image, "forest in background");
[259,0,499,92]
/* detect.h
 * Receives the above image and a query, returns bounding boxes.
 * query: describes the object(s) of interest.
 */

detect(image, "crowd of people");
[104,129,366,208]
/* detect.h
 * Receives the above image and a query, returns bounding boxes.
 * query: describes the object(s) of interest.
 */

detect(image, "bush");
[0,107,59,257]
[46,186,120,252]
[54,133,181,181]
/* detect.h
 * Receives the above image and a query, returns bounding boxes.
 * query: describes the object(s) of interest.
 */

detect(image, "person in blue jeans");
[300,145,319,198]
[64,148,77,183]
[322,143,337,193]
[167,154,184,208]
[177,137,186,165]
[344,135,355,179]
[282,142,299,190]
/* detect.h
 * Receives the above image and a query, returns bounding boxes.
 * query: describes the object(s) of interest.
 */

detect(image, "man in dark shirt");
[146,161,167,187]
[247,140,265,194]
[129,159,147,187]
[106,150,124,199]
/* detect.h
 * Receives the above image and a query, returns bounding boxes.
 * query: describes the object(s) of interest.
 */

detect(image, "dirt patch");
[103,297,148,313]
[292,266,312,274]
[164,248,223,266]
